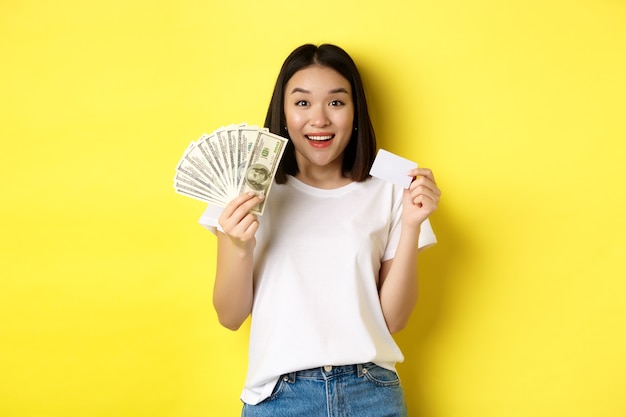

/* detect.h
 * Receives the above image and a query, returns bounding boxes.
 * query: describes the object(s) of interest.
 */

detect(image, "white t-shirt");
[199,176,436,405]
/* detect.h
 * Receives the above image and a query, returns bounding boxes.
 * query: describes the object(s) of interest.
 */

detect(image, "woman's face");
[283,65,355,175]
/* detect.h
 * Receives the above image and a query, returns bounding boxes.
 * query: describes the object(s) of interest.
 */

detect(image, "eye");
[329,100,345,107]
[295,100,309,107]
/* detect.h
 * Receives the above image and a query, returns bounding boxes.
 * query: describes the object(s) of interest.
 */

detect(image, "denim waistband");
[283,363,371,382]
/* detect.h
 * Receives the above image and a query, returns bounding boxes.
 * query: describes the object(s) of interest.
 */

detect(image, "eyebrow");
[289,87,350,95]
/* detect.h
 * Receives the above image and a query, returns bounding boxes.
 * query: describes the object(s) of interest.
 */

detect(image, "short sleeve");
[417,218,437,250]
[382,185,437,261]
[198,204,225,234]
[383,217,437,261]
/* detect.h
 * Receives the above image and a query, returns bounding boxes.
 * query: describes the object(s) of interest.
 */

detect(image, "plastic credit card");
[369,149,418,189]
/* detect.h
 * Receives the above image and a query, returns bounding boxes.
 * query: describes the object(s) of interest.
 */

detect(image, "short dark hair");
[264,44,377,184]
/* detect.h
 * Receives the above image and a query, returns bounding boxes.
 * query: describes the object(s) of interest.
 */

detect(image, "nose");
[309,104,330,127]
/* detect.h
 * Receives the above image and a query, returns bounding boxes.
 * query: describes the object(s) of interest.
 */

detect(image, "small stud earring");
[284,126,288,131]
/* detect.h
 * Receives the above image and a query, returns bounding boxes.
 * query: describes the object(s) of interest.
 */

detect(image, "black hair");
[264,44,377,184]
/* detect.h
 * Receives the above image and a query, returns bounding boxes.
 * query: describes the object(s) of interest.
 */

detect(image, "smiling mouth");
[305,134,334,142]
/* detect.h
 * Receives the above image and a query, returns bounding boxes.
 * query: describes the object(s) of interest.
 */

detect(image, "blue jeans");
[241,363,408,417]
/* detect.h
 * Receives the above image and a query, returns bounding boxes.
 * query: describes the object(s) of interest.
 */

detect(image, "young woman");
[200,43,441,417]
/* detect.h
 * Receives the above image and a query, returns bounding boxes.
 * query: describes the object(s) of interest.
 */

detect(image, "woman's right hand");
[218,192,265,249]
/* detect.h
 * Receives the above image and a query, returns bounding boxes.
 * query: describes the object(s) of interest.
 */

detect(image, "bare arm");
[378,168,441,334]
[212,192,264,330]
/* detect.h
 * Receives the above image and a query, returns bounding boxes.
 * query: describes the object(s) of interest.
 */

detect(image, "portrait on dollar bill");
[244,164,270,192]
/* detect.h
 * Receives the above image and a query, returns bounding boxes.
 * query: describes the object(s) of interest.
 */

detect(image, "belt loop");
[286,371,296,383]
[357,363,366,378]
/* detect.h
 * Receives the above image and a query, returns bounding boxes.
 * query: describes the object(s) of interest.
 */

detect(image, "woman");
[200,43,441,416]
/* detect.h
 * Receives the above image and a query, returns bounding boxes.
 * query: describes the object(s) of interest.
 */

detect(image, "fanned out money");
[173,123,288,215]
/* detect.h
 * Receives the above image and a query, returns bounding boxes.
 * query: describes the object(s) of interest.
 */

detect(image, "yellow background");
[1,0,625,416]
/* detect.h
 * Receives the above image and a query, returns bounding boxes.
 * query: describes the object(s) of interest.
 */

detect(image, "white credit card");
[369,149,418,189]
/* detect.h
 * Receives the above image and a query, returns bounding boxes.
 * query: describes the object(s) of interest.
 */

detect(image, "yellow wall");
[1,1,625,416]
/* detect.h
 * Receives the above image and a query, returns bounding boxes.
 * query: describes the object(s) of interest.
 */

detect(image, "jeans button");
[324,365,332,372]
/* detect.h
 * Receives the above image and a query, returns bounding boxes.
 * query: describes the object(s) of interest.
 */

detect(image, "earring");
[284,126,288,131]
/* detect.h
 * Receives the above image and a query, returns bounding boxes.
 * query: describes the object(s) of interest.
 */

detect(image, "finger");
[407,168,436,184]
[223,193,265,221]
[409,180,441,199]
[240,215,260,238]
[231,213,260,238]
[222,211,259,241]
[412,189,441,207]
[411,193,437,207]
[222,192,260,218]
[233,194,265,219]
[407,194,440,215]
[406,183,441,206]
[219,193,264,232]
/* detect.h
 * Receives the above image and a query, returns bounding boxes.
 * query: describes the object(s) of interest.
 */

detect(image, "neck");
[295,166,352,189]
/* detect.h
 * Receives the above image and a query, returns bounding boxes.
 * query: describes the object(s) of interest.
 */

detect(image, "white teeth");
[306,135,333,141]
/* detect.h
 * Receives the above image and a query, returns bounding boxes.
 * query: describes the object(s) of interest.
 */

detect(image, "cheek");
[338,103,355,123]
[336,111,354,132]
[284,109,302,127]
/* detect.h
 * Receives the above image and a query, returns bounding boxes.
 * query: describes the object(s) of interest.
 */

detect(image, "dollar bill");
[213,128,235,197]
[176,141,228,199]
[173,124,287,215]
[237,131,287,215]
[235,126,263,189]
[195,134,231,194]
[174,180,226,206]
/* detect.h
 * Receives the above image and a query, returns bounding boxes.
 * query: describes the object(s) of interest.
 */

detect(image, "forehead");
[286,65,351,92]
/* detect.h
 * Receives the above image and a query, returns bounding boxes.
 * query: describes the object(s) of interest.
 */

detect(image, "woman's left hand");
[402,168,441,227]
